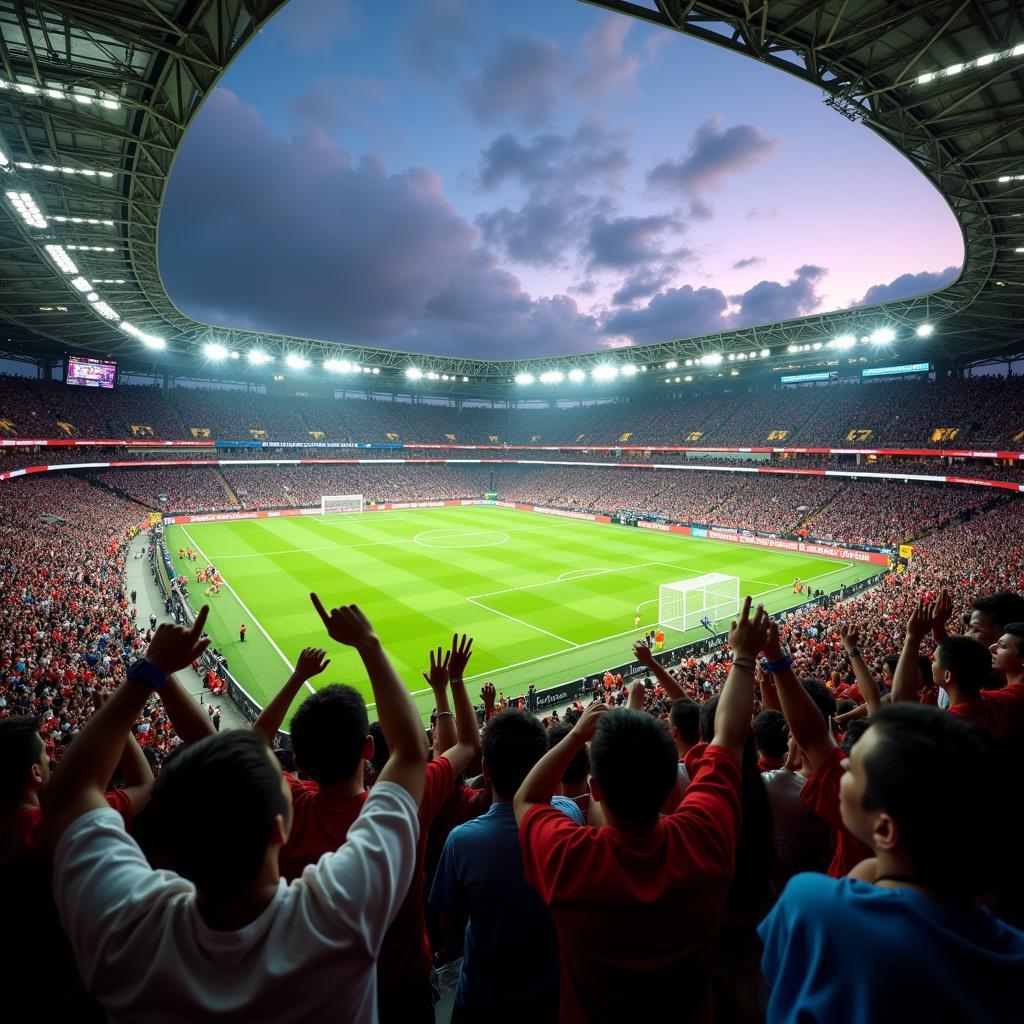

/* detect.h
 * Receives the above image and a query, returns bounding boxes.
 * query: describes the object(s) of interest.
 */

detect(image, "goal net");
[659,573,740,633]
[321,494,364,516]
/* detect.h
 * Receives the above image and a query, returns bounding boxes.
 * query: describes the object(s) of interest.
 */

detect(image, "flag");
[56,421,77,436]
[845,428,873,441]
[309,430,325,441]
[190,427,211,439]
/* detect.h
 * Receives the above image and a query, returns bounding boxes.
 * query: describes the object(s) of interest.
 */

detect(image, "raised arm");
[94,690,155,812]
[761,619,834,771]
[633,641,686,701]
[252,648,331,744]
[442,634,481,776]
[311,595,426,804]
[423,646,456,757]
[930,589,953,646]
[514,702,608,824]
[839,623,881,715]
[157,673,216,745]
[757,662,781,712]
[710,597,768,761]
[891,599,931,705]
[627,680,646,711]
[45,609,210,843]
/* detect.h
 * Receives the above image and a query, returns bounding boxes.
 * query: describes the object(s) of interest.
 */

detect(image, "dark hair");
[801,679,837,721]
[590,709,677,824]
[482,710,548,799]
[289,684,368,784]
[972,592,1024,630]
[883,654,900,675]
[669,698,700,745]
[840,716,872,756]
[728,733,775,915]
[934,635,992,698]
[836,699,858,716]
[861,704,1009,898]
[367,721,389,776]
[0,716,43,809]
[547,722,589,784]
[149,731,288,893]
[1001,622,1024,651]
[752,709,789,759]
[699,695,719,743]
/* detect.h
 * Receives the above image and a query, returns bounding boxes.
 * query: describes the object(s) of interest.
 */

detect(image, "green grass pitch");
[164,506,878,723]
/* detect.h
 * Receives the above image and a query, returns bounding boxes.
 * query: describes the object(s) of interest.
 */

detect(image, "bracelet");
[762,655,793,673]
[450,677,464,685]
[435,710,454,719]
[732,657,756,670]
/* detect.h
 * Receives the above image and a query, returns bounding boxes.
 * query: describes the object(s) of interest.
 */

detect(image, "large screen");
[66,355,117,389]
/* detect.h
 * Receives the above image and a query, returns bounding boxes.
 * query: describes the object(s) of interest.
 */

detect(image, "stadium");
[1,1,1023,1022]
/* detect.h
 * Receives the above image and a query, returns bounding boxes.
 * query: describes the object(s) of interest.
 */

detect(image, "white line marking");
[180,527,314,695]
[414,528,510,549]
[465,596,578,647]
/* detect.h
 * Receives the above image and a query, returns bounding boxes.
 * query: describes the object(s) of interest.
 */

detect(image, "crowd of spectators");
[4,371,1024,449]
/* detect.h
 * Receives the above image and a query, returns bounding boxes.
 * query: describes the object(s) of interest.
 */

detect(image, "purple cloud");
[855,265,960,306]
[732,256,764,270]
[730,264,826,326]
[611,269,673,306]
[274,0,357,56]
[602,284,731,344]
[463,35,569,126]
[648,116,777,195]
[587,213,683,270]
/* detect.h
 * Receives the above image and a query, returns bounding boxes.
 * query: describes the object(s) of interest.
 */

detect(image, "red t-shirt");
[519,746,742,1024]
[277,759,455,999]
[799,745,872,877]
[971,682,1024,743]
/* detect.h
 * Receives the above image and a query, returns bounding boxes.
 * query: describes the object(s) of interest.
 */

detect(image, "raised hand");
[931,589,953,631]
[480,682,496,713]
[839,623,860,652]
[762,619,785,662]
[729,597,770,659]
[295,647,330,681]
[905,597,932,643]
[571,700,610,742]
[146,606,210,674]
[633,639,656,666]
[310,594,377,650]
[422,646,450,692]
[447,633,473,679]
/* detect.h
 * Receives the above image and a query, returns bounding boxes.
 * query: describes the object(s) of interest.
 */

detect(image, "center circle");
[414,528,510,549]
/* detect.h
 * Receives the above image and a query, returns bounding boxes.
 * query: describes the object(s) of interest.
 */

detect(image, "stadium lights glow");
[539,370,564,384]
[620,364,638,376]
[92,301,119,320]
[701,353,723,366]
[812,342,822,350]
[405,367,423,379]
[86,291,99,301]
[204,343,229,361]
[760,349,770,357]
[0,146,8,167]
[684,359,693,367]
[15,161,114,179]
[915,323,935,338]
[568,368,586,382]
[65,245,115,252]
[915,43,1024,86]
[427,371,440,380]
[120,322,165,349]
[727,353,736,361]
[514,372,535,385]
[0,78,120,109]
[247,350,271,365]
[53,216,115,226]
[70,276,91,291]
[44,244,79,274]
[870,327,896,344]
[6,189,47,227]
[833,334,856,350]
[462,376,469,382]
[592,365,618,381]
[664,360,677,369]
[372,367,380,375]
[91,279,126,285]
[730,369,739,376]
[286,353,310,370]
[684,375,693,381]
[998,174,1024,183]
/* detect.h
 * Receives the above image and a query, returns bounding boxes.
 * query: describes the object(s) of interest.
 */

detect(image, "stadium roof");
[0,0,1022,394]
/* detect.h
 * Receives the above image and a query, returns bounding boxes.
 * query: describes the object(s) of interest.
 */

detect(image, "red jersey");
[799,745,872,877]
[519,746,742,1023]
[278,776,369,882]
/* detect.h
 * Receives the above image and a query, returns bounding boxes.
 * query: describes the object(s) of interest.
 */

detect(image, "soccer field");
[164,506,878,722]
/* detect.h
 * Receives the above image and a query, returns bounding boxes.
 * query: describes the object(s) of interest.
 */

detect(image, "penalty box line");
[181,528,314,695]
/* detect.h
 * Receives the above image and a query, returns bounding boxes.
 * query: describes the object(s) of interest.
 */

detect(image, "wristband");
[732,657,756,670]
[127,657,168,691]
[449,677,464,685]
[762,655,793,673]
[848,648,862,658]
[435,710,454,719]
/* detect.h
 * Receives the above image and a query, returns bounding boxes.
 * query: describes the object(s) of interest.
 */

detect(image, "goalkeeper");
[699,614,716,636]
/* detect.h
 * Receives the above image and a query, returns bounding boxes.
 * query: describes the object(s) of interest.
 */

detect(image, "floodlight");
[406,367,423,379]
[44,245,79,274]
[286,353,310,369]
[121,322,165,349]
[462,376,469,382]
[514,372,535,385]
[427,371,440,380]
[539,370,564,384]
[730,369,739,376]
[0,147,8,167]
[684,359,693,367]
[6,190,46,228]
[620,364,638,376]
[592,365,618,380]
[684,375,693,381]
[812,342,822,350]
[870,327,896,344]
[834,334,856,350]
[204,342,229,361]
[247,350,271,365]
[915,323,934,338]
[70,277,91,291]
[568,368,586,382]
[665,360,677,369]
[701,353,723,366]
[787,344,798,353]
[372,367,380,375]
[761,349,770,357]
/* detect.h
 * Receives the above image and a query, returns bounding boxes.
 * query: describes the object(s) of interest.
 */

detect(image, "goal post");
[321,494,364,516]
[659,573,740,633]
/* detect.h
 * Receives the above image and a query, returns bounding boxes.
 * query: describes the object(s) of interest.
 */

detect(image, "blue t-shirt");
[759,873,1024,1023]
[429,797,580,1014]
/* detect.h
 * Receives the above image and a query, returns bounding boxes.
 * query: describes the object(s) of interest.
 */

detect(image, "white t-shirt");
[53,781,419,1023]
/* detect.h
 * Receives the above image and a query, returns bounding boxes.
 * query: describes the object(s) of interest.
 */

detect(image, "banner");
[899,544,913,560]
[704,529,891,564]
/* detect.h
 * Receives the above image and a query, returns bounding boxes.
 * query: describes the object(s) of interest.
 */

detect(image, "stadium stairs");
[83,472,159,513]
[796,484,847,532]
[214,471,241,508]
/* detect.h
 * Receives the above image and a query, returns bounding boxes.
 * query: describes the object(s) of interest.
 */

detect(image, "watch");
[127,658,168,691]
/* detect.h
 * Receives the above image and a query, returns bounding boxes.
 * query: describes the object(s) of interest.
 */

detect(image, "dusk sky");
[159,0,964,358]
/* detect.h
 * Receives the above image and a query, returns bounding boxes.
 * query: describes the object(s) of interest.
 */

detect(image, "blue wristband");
[762,655,793,673]
[127,657,168,691]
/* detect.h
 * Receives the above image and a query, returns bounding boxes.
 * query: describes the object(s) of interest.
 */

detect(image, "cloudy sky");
[159,0,964,358]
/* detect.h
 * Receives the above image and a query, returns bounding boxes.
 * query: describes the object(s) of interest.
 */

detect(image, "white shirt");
[53,781,419,1023]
